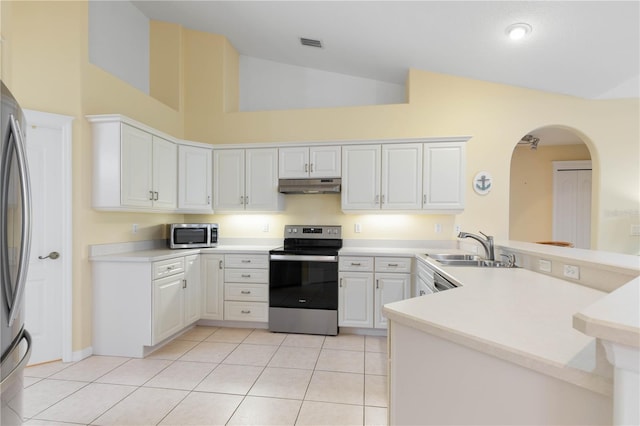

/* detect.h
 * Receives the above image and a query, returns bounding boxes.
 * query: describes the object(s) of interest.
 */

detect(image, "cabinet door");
[184,255,201,325]
[178,145,212,212]
[382,143,422,210]
[310,146,341,178]
[201,254,224,320]
[213,149,245,211]
[152,273,185,344]
[374,273,410,329]
[152,136,178,209]
[341,145,381,210]
[279,146,310,178]
[121,124,153,208]
[246,148,282,211]
[423,142,465,211]
[338,272,374,328]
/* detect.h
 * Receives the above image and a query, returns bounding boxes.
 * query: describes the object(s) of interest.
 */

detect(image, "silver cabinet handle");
[241,259,251,263]
[240,195,244,204]
[381,194,385,204]
[149,190,154,200]
[219,260,223,269]
[376,279,379,289]
[241,274,251,278]
[245,195,248,205]
[423,194,427,205]
[154,191,159,201]
[375,195,379,204]
[350,262,361,266]
[241,310,251,314]
[339,278,343,287]
[388,263,398,267]
[38,251,60,260]
[310,163,314,173]
[207,195,211,205]
[241,290,251,294]
[305,163,309,173]
[420,290,426,296]
[182,279,187,289]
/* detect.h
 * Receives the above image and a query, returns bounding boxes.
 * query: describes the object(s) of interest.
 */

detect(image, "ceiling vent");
[300,38,323,48]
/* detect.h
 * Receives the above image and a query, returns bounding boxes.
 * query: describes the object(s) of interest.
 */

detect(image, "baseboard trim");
[71,346,93,362]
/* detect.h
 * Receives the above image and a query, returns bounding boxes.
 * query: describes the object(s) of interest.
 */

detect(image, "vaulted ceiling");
[133,1,640,100]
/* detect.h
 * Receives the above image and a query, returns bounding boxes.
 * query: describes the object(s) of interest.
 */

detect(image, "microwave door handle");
[6,114,33,327]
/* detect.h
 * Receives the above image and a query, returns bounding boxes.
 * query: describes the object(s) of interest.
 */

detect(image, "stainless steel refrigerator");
[1,80,33,425]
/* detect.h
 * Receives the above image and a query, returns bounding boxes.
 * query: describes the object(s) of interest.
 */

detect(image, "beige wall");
[509,144,592,243]
[4,2,639,353]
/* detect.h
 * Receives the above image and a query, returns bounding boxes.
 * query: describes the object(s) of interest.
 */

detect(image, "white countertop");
[574,277,640,348]
[89,245,275,262]
[384,263,613,395]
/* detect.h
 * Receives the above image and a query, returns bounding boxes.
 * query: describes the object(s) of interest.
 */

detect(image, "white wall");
[239,55,406,111]
[88,0,149,94]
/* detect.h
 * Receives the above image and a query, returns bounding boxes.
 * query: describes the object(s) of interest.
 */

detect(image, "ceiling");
[132,1,640,100]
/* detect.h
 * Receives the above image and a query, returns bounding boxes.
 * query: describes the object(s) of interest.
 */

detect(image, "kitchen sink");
[434,259,517,268]
[426,253,483,261]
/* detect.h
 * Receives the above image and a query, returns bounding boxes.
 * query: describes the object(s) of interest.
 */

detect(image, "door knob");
[38,251,60,260]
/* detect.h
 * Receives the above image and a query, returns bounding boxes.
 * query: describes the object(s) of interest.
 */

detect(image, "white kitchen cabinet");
[88,115,178,212]
[279,146,341,178]
[184,255,201,324]
[339,256,412,329]
[422,142,466,211]
[341,145,381,210]
[414,259,435,297]
[201,254,224,320]
[93,255,197,358]
[223,254,269,322]
[381,144,423,210]
[214,148,283,212]
[342,144,422,211]
[178,143,212,213]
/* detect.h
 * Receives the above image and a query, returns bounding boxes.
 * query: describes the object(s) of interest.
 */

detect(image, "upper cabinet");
[89,115,178,212]
[214,148,283,212]
[342,140,466,213]
[178,143,213,213]
[279,146,341,178]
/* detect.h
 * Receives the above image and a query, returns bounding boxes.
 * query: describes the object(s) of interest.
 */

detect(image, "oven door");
[269,254,338,310]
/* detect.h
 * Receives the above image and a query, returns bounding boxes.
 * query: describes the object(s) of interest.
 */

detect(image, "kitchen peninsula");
[384,241,639,426]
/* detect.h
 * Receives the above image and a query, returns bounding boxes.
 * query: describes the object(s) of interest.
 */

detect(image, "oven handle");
[269,254,338,263]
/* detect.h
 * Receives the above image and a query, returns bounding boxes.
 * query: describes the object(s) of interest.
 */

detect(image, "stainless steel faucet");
[458,231,495,261]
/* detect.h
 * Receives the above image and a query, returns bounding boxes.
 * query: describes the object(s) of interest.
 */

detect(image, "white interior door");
[24,110,73,365]
[553,161,592,249]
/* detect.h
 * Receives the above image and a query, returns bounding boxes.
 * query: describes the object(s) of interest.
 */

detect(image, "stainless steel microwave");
[168,223,218,249]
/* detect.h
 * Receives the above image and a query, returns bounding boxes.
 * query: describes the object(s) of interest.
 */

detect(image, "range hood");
[278,178,341,194]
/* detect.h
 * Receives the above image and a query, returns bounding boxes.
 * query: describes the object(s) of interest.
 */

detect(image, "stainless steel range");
[269,225,342,335]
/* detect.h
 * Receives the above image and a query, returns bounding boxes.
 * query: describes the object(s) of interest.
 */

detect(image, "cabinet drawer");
[339,256,374,272]
[153,257,185,279]
[224,268,269,284]
[224,254,269,269]
[224,283,268,302]
[375,257,412,273]
[224,301,268,322]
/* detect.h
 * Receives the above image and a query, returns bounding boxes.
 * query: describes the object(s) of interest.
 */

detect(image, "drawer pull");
[241,290,251,294]
[241,274,251,278]
[350,262,361,266]
[388,263,399,267]
[241,260,251,263]
[166,266,175,270]
[241,310,251,314]
[298,299,307,303]
[419,290,425,296]
[376,279,379,289]
[219,260,223,270]
[182,279,187,289]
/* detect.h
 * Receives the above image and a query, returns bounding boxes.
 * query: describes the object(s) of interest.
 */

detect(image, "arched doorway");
[509,126,594,249]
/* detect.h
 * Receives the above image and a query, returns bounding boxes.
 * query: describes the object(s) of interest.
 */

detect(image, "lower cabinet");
[223,254,269,322]
[338,256,412,329]
[414,259,436,297]
[93,254,200,358]
[201,254,224,320]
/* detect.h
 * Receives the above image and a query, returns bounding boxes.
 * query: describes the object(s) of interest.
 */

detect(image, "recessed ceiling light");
[506,23,532,41]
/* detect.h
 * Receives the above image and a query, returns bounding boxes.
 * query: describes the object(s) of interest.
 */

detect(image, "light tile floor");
[23,327,388,425]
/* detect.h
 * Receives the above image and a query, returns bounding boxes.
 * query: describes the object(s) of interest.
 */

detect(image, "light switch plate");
[355,223,362,233]
[563,264,580,280]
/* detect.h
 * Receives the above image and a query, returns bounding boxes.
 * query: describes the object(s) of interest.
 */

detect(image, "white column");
[602,341,640,425]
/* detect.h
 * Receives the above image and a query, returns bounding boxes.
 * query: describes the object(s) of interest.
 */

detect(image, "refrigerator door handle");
[0,329,32,384]
[6,114,32,327]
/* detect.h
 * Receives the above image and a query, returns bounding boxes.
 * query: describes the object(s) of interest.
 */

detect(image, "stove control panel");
[284,225,342,239]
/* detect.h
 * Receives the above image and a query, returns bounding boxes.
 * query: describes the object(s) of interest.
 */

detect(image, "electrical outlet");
[563,264,580,280]
[434,223,442,233]
[355,223,362,233]
[132,224,138,234]
[262,223,269,232]
[631,224,640,236]
[454,224,461,234]
[539,259,552,273]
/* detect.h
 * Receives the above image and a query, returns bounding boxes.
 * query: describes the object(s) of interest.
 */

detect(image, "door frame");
[23,109,74,363]
[552,160,592,246]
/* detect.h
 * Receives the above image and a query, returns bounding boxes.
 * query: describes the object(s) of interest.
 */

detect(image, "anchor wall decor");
[473,171,493,195]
